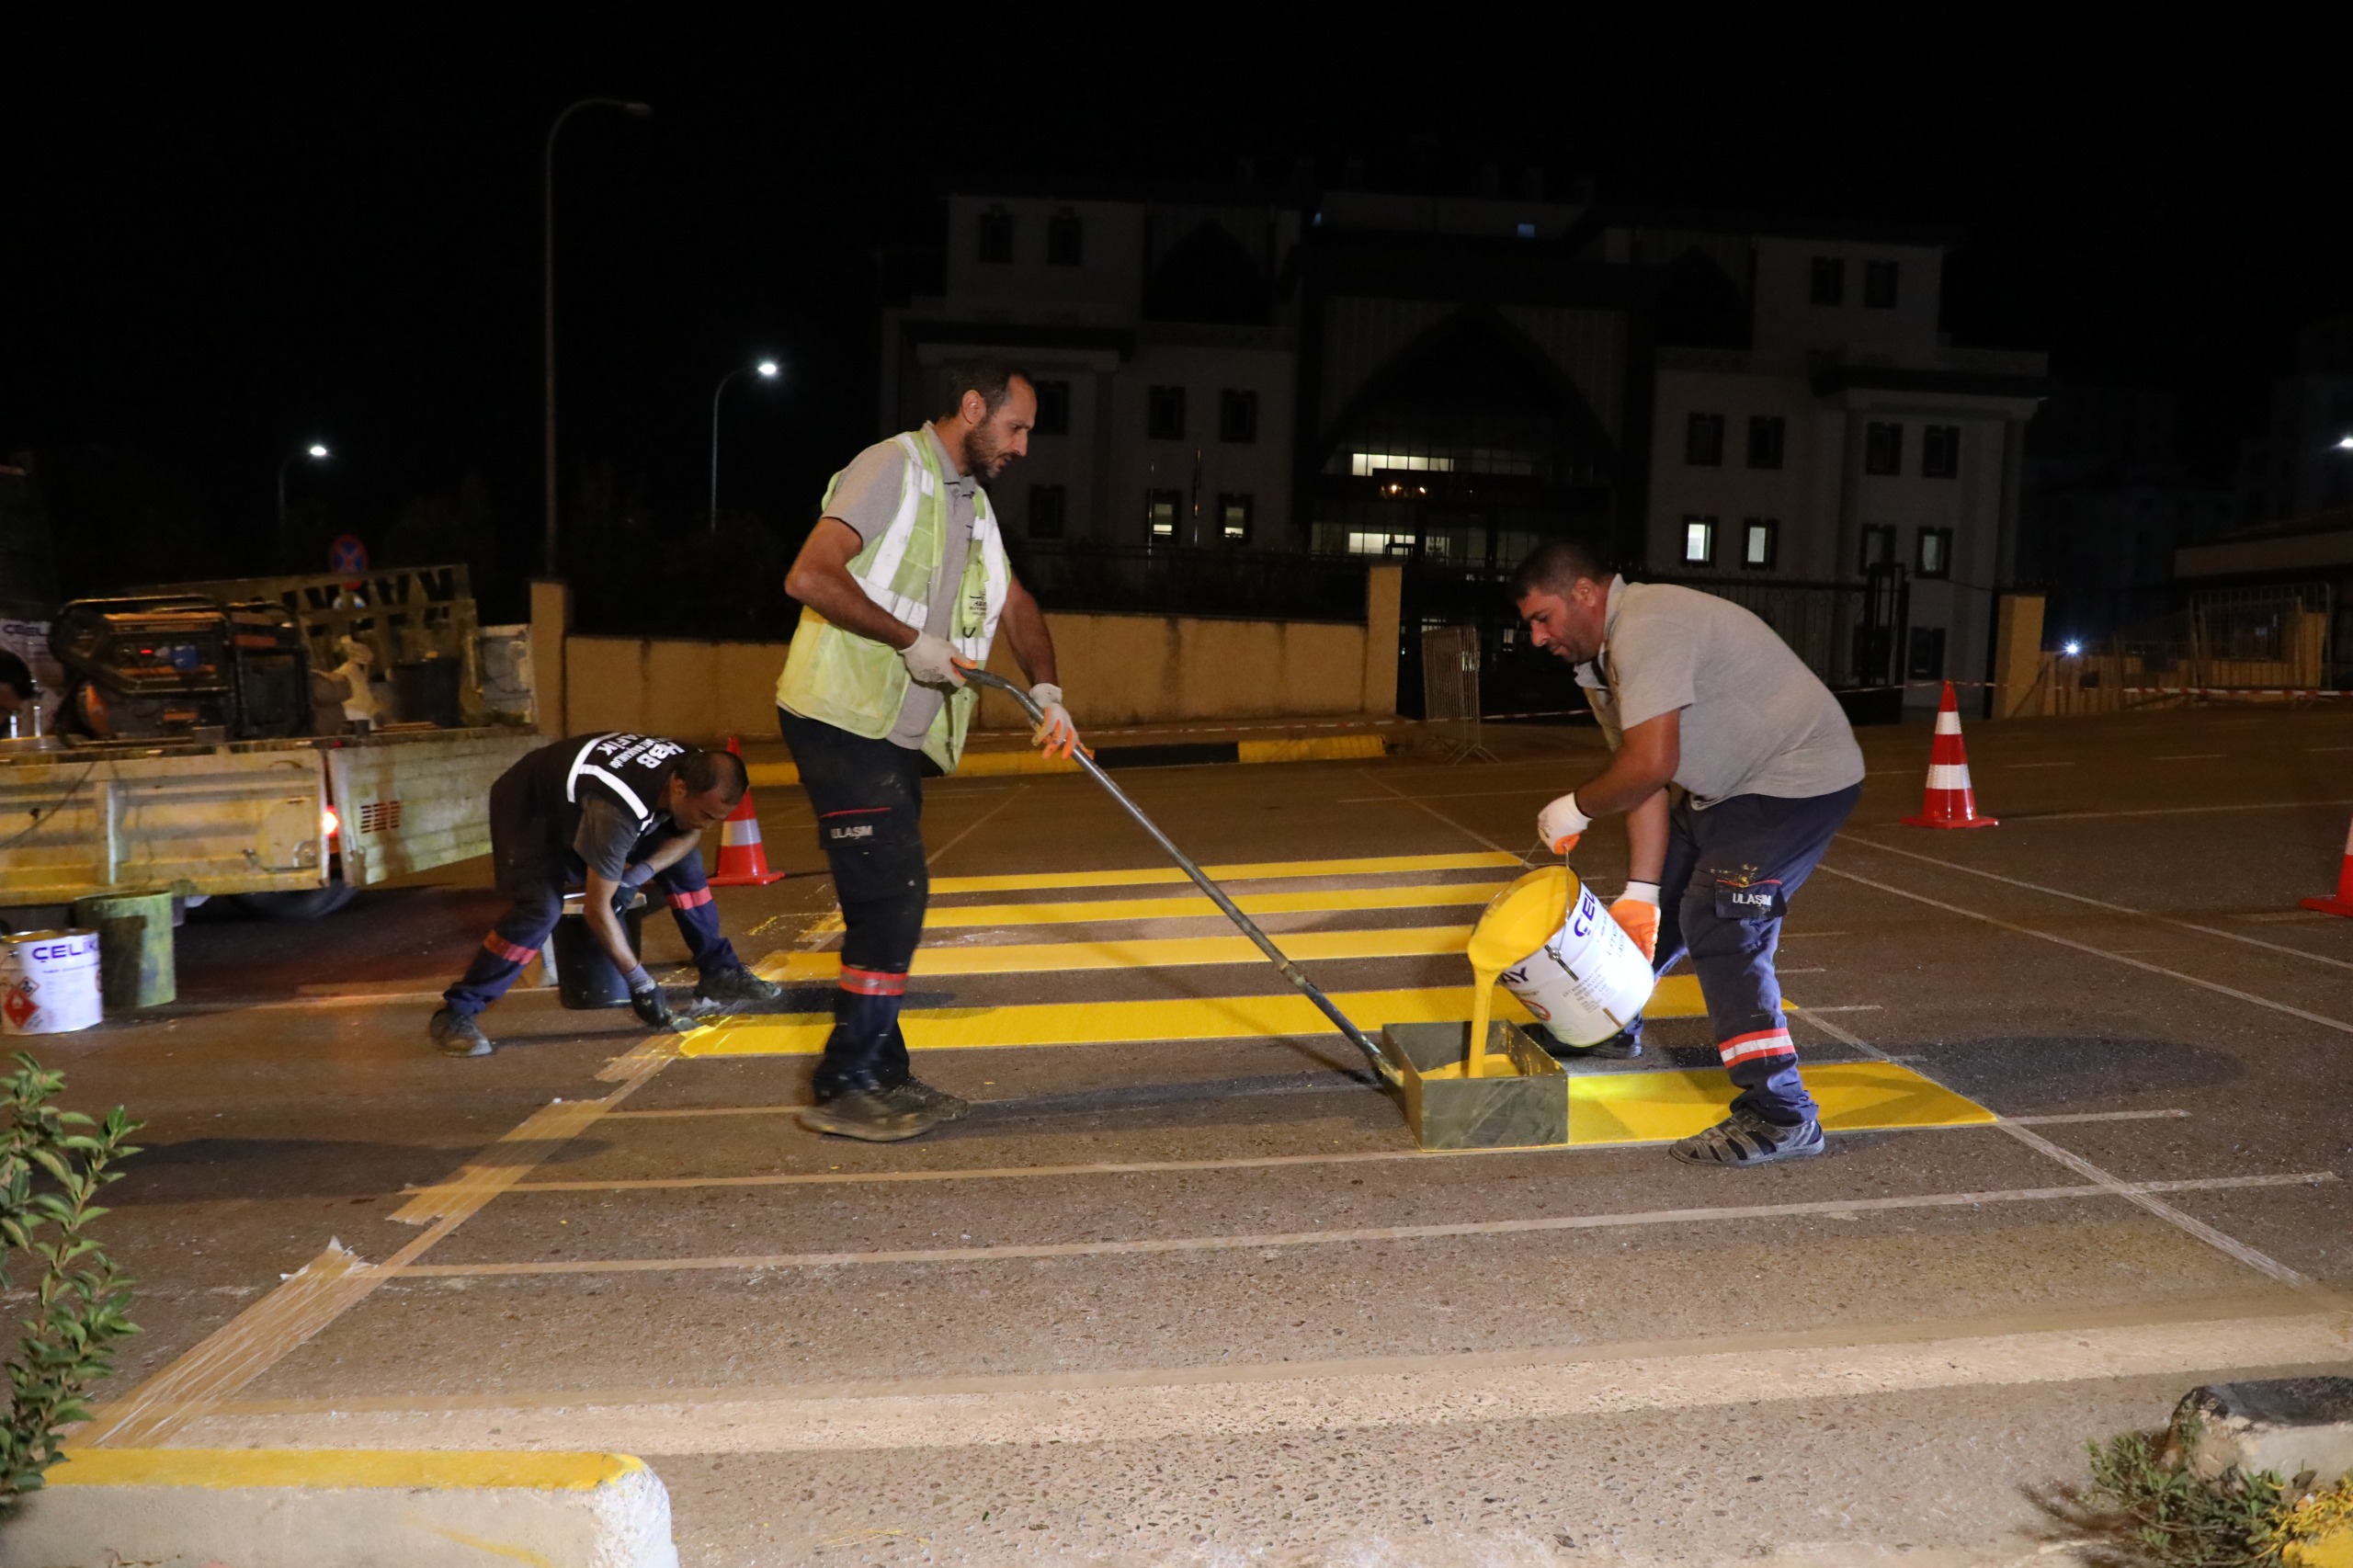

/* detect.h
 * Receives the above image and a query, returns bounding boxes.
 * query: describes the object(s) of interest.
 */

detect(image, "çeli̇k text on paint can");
[0,929,104,1035]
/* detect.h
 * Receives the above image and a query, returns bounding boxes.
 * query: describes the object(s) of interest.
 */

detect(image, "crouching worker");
[427,733,785,1057]
[1513,538,1864,1167]
[776,355,1080,1143]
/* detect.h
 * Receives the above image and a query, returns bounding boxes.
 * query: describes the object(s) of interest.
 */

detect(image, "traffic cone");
[708,735,786,886]
[1901,682,1998,829]
[2302,812,2353,918]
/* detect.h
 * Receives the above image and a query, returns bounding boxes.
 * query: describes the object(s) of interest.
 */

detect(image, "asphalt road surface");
[32,705,2353,1565]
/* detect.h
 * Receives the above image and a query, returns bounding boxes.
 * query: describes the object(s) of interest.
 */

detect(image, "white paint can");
[0,929,104,1035]
[1496,875,1655,1047]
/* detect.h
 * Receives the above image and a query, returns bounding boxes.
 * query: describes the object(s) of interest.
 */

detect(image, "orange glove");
[1609,881,1660,961]
[1536,792,1589,856]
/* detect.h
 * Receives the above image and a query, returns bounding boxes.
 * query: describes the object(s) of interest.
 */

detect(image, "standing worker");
[426,732,785,1056]
[775,356,1081,1142]
[1512,538,1864,1166]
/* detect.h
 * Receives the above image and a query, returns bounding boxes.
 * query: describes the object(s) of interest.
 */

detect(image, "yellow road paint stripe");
[929,850,1518,895]
[47,1448,642,1491]
[1570,1059,1994,1142]
[685,976,1728,1057]
[928,881,1506,928]
[757,926,1473,981]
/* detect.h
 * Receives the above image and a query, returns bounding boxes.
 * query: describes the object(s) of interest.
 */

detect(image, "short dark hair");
[938,355,1032,419]
[677,747,748,803]
[1511,535,1614,599]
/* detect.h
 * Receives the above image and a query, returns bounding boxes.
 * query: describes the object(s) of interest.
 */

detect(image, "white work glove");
[1029,683,1082,760]
[1537,792,1590,856]
[1609,880,1660,961]
[899,632,967,687]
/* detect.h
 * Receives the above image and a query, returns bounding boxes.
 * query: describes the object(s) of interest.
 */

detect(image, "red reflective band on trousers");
[666,886,714,909]
[837,966,907,996]
[482,932,539,965]
[1718,1028,1794,1066]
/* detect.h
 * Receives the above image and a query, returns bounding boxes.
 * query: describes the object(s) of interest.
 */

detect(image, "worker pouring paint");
[1513,537,1865,1167]
[775,356,1081,1143]
[426,733,785,1057]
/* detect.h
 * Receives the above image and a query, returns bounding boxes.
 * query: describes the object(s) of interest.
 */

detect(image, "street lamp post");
[278,442,330,537]
[543,97,651,577]
[710,359,779,530]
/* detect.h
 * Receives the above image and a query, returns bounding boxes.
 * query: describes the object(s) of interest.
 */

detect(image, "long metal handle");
[964,670,1395,1084]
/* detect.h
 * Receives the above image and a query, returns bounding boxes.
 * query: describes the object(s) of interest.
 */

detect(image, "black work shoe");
[694,964,785,1007]
[891,1077,970,1122]
[1531,1023,1642,1061]
[800,1088,945,1142]
[427,1007,493,1058]
[1670,1109,1824,1167]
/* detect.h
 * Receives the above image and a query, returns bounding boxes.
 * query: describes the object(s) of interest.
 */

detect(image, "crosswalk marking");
[757,926,1475,981]
[928,851,1520,895]
[927,881,1507,929]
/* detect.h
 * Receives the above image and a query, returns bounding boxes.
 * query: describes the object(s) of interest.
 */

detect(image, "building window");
[1922,424,1960,478]
[1864,259,1900,309]
[1046,208,1083,267]
[1859,523,1896,570]
[1746,415,1786,471]
[1681,516,1717,566]
[1685,412,1725,466]
[1742,517,1779,569]
[977,206,1012,264]
[1810,256,1845,305]
[1145,489,1182,540]
[1147,385,1186,440]
[1916,527,1953,578]
[1217,493,1254,543]
[1219,389,1258,444]
[1028,483,1067,540]
[1864,421,1904,475]
[1907,625,1948,680]
[1032,379,1071,436]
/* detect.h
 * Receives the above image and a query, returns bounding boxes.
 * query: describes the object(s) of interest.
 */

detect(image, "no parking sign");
[327,535,369,576]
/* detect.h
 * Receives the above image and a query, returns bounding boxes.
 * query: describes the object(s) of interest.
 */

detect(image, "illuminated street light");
[278,441,331,535]
[2062,641,2083,657]
[2336,435,2353,450]
[307,443,329,459]
[710,357,783,531]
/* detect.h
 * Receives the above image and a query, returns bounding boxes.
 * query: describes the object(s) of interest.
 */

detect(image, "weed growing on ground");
[2078,1429,2353,1568]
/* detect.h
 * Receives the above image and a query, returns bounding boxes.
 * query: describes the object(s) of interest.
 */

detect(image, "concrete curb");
[0,1448,676,1566]
[746,729,1386,788]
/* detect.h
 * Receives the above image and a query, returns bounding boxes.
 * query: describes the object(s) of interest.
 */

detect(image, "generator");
[50,595,313,741]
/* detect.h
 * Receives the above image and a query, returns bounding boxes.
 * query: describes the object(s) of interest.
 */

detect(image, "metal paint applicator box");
[1379,1021,1568,1149]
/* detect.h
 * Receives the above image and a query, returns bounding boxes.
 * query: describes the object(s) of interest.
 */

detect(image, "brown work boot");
[891,1076,971,1122]
[799,1087,944,1142]
[427,1007,493,1058]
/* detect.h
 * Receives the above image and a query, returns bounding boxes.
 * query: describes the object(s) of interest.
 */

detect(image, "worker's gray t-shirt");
[574,796,670,881]
[820,427,976,751]
[1574,576,1864,807]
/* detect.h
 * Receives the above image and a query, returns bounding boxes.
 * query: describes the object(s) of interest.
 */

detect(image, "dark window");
[1046,208,1083,266]
[1218,389,1258,444]
[1864,259,1900,309]
[1865,421,1904,475]
[1907,624,1948,679]
[1681,516,1717,566]
[1685,412,1725,466]
[1147,385,1186,440]
[1810,256,1845,305]
[1217,493,1254,544]
[1032,380,1071,436]
[977,206,1012,264]
[1746,415,1786,470]
[1922,424,1960,478]
[1859,523,1896,570]
[1146,489,1181,540]
[1028,483,1067,540]
[1916,527,1953,578]
[1742,517,1779,569]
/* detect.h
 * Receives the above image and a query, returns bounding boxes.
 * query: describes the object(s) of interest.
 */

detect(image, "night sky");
[7,17,2346,622]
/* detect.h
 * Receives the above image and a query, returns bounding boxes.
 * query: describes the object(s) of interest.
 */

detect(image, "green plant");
[0,1051,140,1505]
[2076,1427,2353,1568]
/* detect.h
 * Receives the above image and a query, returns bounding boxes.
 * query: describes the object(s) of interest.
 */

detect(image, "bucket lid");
[3,929,97,942]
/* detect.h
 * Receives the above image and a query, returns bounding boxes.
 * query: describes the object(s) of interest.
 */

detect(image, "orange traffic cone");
[2303,812,2353,918]
[708,735,786,886]
[1901,682,1998,829]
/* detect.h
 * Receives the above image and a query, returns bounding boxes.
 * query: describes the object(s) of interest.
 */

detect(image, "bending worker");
[776,356,1080,1143]
[427,732,784,1057]
[1513,537,1864,1167]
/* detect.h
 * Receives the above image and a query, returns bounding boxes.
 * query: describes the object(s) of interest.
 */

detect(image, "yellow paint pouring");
[1454,867,1574,1079]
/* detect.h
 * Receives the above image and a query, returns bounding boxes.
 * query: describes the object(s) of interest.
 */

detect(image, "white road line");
[2154,754,2225,761]
[2004,798,2353,824]
[2005,761,2077,769]
[1350,768,1532,864]
[1335,787,1561,803]
[1815,864,2353,1038]
[1838,834,2353,974]
[161,1303,2353,1453]
[397,1171,2335,1278]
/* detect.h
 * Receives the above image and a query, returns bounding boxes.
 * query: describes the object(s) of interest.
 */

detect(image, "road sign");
[327,536,369,576]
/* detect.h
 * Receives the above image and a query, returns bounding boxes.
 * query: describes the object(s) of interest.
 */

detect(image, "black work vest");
[494,732,692,860]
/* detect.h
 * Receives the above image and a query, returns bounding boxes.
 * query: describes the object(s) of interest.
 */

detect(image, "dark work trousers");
[1617,783,1860,1125]
[778,706,931,1098]
[442,841,739,1019]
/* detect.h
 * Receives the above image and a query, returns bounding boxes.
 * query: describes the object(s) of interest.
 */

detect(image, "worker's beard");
[961,426,1014,483]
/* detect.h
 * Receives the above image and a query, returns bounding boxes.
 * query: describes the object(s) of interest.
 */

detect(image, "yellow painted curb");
[1239,733,1386,763]
[745,731,1388,790]
[47,1448,642,1492]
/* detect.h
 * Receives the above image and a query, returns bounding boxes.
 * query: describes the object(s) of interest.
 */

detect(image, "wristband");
[1620,881,1660,905]
[621,964,654,993]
